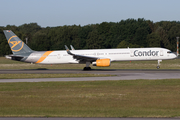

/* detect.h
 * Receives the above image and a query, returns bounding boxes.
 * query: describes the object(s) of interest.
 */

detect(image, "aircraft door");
[160,50,163,56]
[30,53,36,60]
[130,50,134,57]
[57,54,61,59]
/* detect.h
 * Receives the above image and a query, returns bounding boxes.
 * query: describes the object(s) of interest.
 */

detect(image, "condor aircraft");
[3,30,178,70]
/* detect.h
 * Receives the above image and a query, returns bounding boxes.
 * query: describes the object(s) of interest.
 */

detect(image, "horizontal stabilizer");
[5,55,24,61]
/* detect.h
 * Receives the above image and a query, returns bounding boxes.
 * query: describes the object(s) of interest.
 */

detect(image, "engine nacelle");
[93,59,111,67]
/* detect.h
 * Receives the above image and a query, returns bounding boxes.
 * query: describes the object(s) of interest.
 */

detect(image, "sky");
[0,0,180,27]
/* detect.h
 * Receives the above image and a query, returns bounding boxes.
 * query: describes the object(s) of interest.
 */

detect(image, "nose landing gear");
[157,60,162,69]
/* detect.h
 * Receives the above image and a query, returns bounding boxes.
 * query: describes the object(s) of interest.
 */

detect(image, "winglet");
[65,45,73,55]
[70,45,75,50]
[65,45,69,51]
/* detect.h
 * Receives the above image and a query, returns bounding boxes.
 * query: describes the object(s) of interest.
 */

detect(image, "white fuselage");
[25,47,177,64]
[4,30,177,68]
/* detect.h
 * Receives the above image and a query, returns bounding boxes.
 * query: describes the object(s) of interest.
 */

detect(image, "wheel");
[156,66,160,69]
[83,67,91,70]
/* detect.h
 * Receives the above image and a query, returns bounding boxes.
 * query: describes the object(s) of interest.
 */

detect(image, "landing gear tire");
[157,60,162,69]
[156,66,160,69]
[83,67,91,71]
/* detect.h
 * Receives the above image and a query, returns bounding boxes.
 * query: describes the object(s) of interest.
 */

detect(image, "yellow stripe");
[36,51,53,63]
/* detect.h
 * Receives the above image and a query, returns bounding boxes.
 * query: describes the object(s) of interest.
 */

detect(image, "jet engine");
[92,59,111,67]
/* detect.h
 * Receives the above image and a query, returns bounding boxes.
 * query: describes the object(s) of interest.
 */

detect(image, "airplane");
[3,30,178,70]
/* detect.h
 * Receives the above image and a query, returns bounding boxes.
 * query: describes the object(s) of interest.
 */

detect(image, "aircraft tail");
[3,30,33,55]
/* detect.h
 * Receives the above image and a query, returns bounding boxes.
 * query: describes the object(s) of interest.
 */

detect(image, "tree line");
[0,18,180,56]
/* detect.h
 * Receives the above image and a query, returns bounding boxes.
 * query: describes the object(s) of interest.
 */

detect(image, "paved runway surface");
[0,118,179,120]
[0,69,180,82]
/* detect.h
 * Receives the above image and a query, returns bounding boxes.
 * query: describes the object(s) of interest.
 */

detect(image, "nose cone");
[171,53,177,59]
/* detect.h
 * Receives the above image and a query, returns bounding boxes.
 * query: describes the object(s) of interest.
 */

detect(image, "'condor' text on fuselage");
[134,50,159,57]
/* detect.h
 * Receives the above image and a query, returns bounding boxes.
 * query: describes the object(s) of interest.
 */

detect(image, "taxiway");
[0,69,180,82]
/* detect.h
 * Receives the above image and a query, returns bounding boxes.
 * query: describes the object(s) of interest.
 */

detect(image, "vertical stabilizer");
[3,30,33,55]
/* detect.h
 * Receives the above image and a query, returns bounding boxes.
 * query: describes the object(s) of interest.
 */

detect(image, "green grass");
[0,79,180,117]
[0,73,114,79]
[0,57,180,69]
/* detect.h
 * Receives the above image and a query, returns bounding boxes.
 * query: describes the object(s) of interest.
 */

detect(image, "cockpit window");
[167,51,172,53]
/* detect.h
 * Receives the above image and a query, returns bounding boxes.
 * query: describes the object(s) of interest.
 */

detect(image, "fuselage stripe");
[36,51,53,63]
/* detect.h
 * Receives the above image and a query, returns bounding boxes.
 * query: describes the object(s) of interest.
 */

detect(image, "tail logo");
[10,41,21,49]
[8,36,24,52]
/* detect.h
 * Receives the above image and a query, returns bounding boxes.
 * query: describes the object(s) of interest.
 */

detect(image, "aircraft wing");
[65,45,98,63]
[71,54,98,62]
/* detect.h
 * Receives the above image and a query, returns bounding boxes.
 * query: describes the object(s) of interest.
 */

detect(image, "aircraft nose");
[172,53,177,58]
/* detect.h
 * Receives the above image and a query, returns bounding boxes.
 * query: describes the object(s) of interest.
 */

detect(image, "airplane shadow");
[21,68,180,72]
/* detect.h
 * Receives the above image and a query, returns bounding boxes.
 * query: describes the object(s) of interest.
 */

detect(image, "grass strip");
[0,79,180,117]
[0,73,114,79]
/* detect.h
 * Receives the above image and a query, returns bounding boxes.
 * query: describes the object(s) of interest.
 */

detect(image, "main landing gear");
[83,67,91,70]
[83,62,92,70]
[156,60,162,69]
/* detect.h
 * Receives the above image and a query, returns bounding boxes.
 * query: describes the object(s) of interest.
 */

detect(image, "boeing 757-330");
[3,30,178,70]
